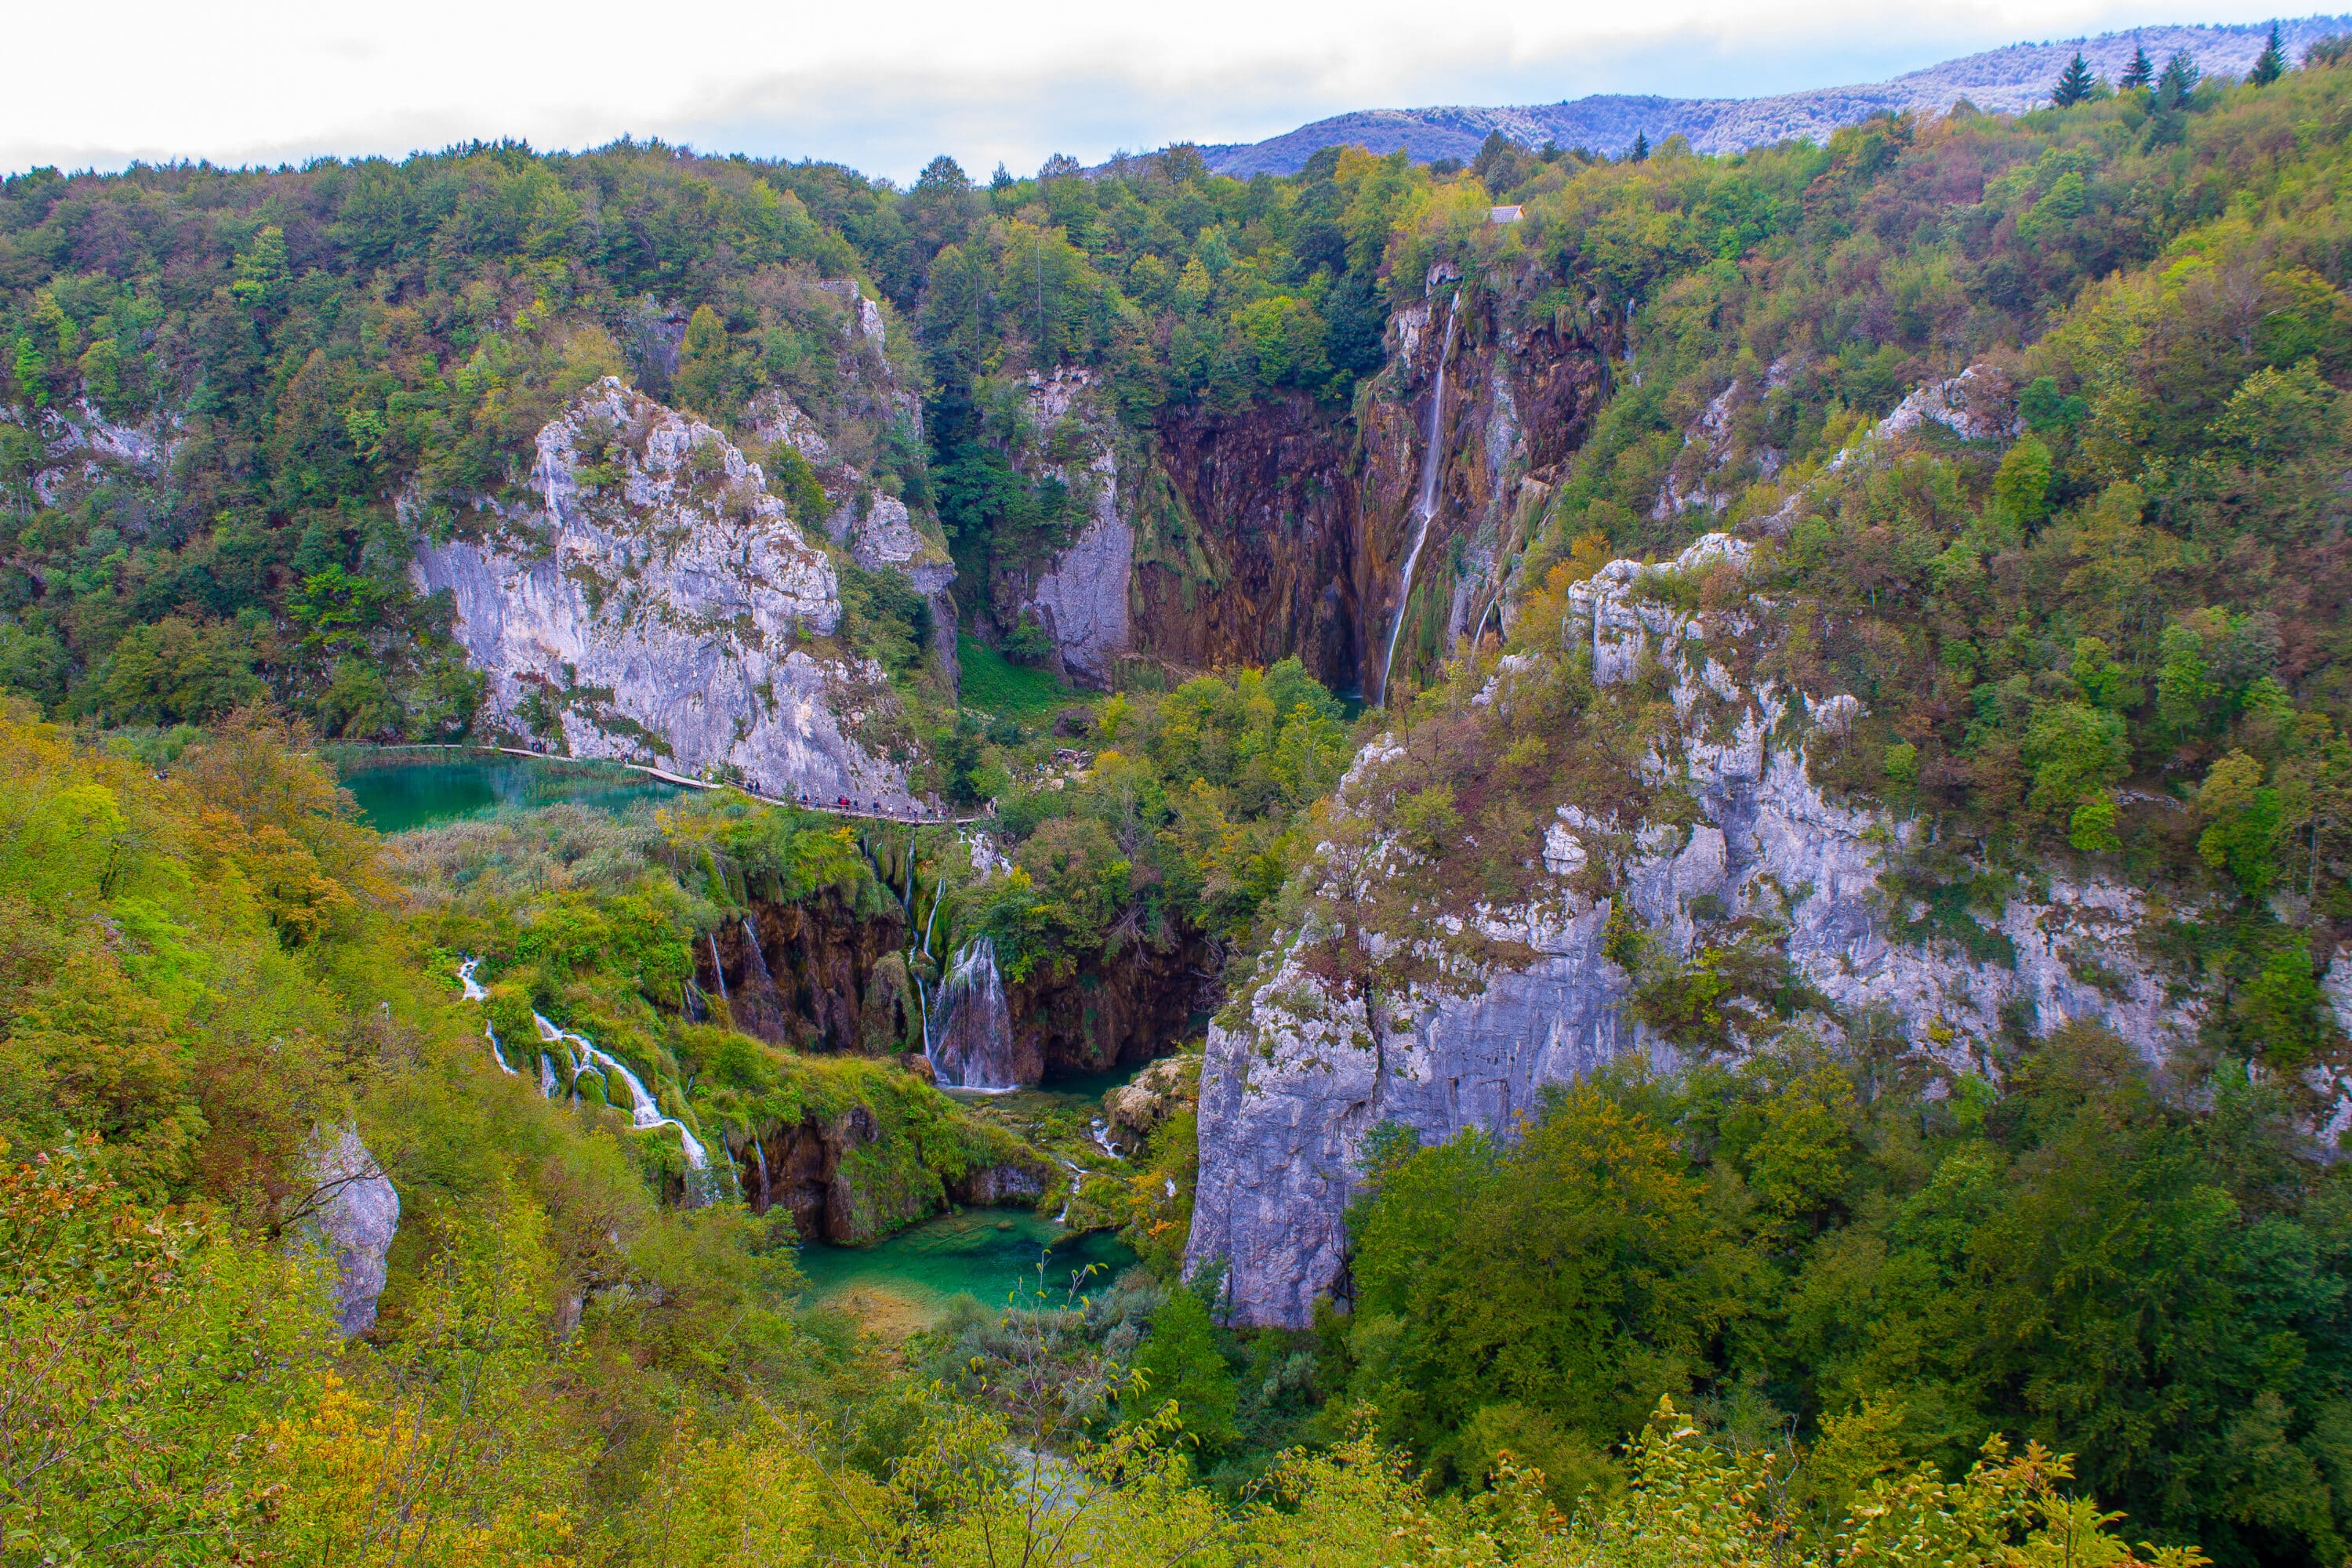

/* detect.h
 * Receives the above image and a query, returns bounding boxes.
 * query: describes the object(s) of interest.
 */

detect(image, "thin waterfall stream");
[452,958,723,1204]
[1377,289,1461,710]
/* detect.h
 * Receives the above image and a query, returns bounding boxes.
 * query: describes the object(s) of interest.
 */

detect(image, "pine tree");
[2053,52,2096,107]
[2121,44,2155,90]
[2251,22,2287,85]
[2158,49,2202,109]
[1630,132,1650,163]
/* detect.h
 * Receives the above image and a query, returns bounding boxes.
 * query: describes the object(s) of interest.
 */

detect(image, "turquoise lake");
[794,1208,1137,1327]
[339,754,686,833]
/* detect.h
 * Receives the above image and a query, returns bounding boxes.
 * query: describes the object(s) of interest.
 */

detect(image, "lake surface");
[339,755,686,833]
[794,1208,1136,1328]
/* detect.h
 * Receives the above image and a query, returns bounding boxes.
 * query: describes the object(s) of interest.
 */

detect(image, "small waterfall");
[456,958,516,1074]
[533,1011,725,1205]
[728,916,789,1041]
[1377,289,1461,710]
[1054,1158,1085,1225]
[927,938,1022,1092]
[1090,1118,1121,1160]
[539,1054,560,1098]
[707,931,728,1001]
[750,1138,772,1212]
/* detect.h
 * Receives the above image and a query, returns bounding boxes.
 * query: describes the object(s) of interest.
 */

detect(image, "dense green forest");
[13,31,2352,1568]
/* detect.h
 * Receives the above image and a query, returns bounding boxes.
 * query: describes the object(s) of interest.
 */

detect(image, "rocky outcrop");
[1185,535,2217,1327]
[1105,1054,1201,1142]
[747,1105,924,1243]
[741,1103,1051,1241]
[414,377,917,806]
[299,1127,400,1336]
[24,398,184,508]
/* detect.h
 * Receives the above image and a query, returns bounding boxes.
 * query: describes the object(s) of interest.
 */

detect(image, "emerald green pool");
[339,754,685,833]
[794,1208,1136,1326]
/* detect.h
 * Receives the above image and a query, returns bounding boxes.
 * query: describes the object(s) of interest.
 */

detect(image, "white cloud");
[2,0,2323,183]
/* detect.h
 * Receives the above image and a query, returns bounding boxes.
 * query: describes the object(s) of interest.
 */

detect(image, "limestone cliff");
[413,377,919,806]
[1185,534,2246,1328]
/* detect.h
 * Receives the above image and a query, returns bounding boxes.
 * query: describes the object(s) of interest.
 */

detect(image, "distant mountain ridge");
[1196,17,2352,175]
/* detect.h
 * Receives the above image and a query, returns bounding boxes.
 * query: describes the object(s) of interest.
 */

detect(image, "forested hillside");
[10,30,2352,1568]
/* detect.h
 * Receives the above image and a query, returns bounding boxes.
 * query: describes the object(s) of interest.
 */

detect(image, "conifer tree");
[1630,132,1650,162]
[2159,49,2201,101]
[2251,22,2287,85]
[2122,44,2155,90]
[2053,51,2096,107]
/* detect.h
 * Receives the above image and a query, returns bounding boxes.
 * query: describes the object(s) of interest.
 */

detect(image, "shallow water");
[794,1207,1136,1327]
[340,756,684,833]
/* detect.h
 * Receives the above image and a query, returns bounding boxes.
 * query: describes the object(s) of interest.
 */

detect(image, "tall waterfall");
[706,931,728,1000]
[927,938,1022,1091]
[1377,290,1462,710]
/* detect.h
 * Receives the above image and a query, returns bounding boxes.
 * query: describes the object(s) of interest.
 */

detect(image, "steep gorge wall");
[1137,398,1363,691]
[999,266,1608,699]
[415,377,920,805]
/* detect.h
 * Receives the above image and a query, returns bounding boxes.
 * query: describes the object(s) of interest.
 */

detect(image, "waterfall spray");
[1377,289,1461,710]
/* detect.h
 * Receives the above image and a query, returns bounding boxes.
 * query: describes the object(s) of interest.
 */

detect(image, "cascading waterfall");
[456,958,516,1074]
[707,931,728,1001]
[1377,289,1462,710]
[533,1011,726,1205]
[927,937,1021,1092]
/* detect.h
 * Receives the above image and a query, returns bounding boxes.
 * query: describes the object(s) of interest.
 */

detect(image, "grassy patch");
[957,632,1075,724]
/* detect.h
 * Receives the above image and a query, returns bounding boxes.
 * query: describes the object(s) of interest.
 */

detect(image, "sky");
[3,0,2332,184]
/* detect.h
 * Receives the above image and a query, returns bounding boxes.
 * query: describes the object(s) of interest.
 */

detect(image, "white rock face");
[1187,534,2214,1327]
[302,1127,400,1337]
[1018,368,1134,688]
[24,398,183,506]
[414,378,916,804]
